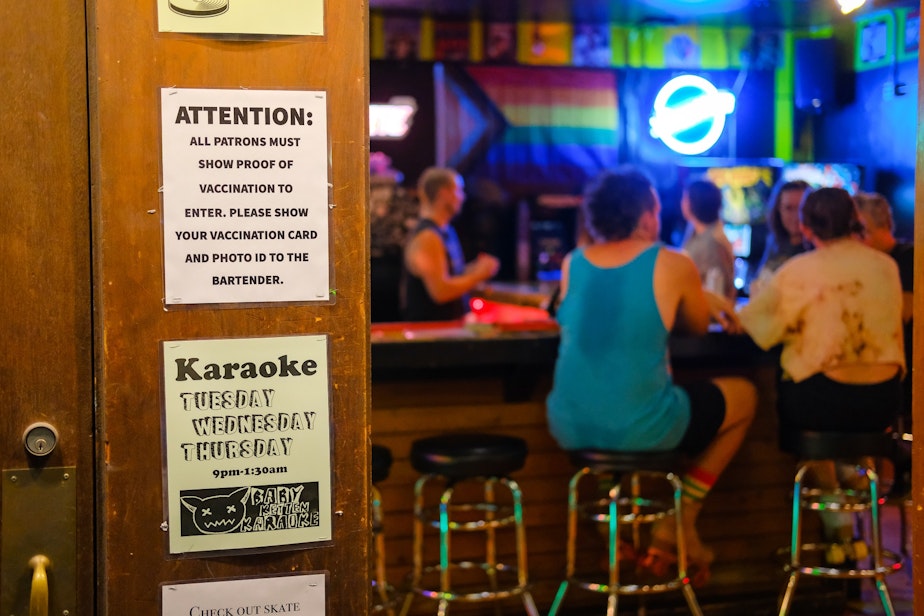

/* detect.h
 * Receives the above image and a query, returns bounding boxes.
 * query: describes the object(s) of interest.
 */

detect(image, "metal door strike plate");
[0,467,77,616]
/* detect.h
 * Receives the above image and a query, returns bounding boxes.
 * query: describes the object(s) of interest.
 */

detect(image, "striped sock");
[681,466,718,504]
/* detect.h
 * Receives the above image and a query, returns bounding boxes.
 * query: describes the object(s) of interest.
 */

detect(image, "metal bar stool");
[777,431,903,616]
[398,433,539,616]
[548,449,704,616]
[890,422,912,558]
[372,444,396,615]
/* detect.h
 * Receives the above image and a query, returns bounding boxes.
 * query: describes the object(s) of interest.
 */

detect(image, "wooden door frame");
[0,3,95,613]
[913,4,924,611]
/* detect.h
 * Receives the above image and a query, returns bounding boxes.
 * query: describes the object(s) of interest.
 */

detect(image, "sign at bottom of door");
[162,572,326,615]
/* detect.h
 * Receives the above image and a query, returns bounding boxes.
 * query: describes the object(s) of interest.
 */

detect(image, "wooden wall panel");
[89,3,370,614]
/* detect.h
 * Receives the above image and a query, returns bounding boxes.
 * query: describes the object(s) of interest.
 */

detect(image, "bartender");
[401,167,499,321]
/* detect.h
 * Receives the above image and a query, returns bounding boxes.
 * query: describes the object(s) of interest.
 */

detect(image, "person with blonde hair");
[854,191,913,419]
[401,167,499,321]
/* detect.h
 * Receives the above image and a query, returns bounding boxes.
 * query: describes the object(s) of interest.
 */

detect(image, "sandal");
[637,540,714,588]
[686,560,712,588]
[616,538,638,563]
[636,544,677,577]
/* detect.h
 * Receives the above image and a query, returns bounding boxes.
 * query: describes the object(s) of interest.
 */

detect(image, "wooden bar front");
[371,323,846,614]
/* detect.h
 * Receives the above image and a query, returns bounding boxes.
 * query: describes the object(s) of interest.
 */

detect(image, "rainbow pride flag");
[465,66,619,195]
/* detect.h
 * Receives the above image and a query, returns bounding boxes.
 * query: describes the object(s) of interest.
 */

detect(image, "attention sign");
[160,88,330,306]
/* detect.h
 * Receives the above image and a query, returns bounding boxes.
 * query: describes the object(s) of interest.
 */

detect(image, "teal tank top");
[546,244,690,451]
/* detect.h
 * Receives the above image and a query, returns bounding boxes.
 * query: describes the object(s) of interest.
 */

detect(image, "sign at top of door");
[160,87,330,307]
[157,0,323,36]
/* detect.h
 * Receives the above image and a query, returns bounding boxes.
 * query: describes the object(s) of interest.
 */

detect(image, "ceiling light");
[836,0,866,15]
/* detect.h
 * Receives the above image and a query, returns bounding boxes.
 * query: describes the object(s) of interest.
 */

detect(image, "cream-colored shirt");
[739,239,905,382]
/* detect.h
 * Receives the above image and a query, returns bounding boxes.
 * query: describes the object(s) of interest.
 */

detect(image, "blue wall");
[814,58,918,239]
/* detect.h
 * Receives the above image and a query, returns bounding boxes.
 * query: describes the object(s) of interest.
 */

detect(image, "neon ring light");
[649,75,736,155]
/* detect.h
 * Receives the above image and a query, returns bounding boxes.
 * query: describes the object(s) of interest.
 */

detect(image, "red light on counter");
[470,297,486,312]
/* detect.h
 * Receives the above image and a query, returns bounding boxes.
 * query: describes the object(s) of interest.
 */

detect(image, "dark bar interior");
[368,1,918,614]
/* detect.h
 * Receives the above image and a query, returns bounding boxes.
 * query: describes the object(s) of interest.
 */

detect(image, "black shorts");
[677,381,726,457]
[777,373,901,452]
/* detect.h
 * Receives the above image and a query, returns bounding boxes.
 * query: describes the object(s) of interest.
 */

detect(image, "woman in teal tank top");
[546,166,757,582]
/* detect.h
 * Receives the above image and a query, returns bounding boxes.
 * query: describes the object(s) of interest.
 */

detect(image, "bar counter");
[372,319,767,372]
[371,318,844,614]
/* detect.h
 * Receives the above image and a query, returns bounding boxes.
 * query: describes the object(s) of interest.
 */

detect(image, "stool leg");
[606,592,618,616]
[631,472,658,616]
[438,483,455,615]
[504,478,540,616]
[548,468,587,616]
[867,467,897,616]
[548,580,570,616]
[372,484,395,616]
[606,482,620,616]
[778,464,809,616]
[399,475,430,616]
[666,473,703,616]
[483,478,501,616]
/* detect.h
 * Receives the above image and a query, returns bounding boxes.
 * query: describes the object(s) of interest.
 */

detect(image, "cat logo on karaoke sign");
[649,74,736,156]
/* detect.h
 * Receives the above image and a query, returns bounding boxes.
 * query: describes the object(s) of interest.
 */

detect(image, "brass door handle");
[28,555,50,616]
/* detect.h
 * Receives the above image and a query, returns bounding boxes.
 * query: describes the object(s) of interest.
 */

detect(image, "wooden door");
[89,1,371,613]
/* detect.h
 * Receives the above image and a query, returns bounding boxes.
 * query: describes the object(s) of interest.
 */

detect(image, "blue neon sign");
[649,75,736,155]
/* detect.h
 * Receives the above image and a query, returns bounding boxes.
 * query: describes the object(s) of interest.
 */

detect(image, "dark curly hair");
[800,187,864,241]
[582,166,656,242]
[686,179,723,224]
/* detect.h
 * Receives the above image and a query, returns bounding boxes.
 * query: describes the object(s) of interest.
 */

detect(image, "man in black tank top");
[401,167,499,321]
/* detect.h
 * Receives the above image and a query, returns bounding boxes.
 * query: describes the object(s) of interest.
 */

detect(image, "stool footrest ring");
[577,497,675,524]
[410,562,532,603]
[568,575,690,596]
[799,487,876,512]
[417,503,517,531]
[776,545,903,578]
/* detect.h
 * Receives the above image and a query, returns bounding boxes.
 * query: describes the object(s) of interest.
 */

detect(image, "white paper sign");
[160,88,330,306]
[157,0,324,37]
[162,573,325,615]
[162,335,332,554]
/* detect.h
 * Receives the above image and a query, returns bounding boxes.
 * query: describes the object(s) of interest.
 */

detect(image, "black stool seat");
[372,444,393,484]
[410,433,528,479]
[569,449,684,474]
[788,430,895,460]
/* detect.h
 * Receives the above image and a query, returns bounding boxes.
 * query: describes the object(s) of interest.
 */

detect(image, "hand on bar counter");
[474,280,560,309]
[704,289,743,334]
[464,252,500,280]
